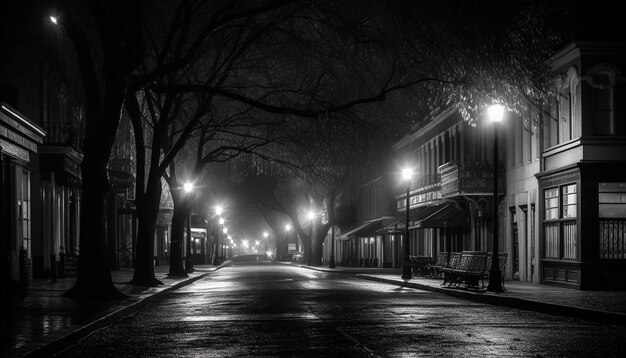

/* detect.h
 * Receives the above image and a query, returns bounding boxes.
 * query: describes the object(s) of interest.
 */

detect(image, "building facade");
[341,41,626,290]
[535,42,626,289]
[1,2,84,293]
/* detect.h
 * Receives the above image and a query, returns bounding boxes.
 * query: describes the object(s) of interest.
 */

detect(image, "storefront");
[0,103,45,295]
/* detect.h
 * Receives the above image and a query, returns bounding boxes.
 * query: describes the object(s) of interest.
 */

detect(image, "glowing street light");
[50,16,58,25]
[401,167,413,280]
[183,181,194,273]
[487,103,505,292]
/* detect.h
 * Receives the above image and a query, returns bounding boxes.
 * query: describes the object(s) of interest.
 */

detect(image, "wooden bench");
[441,252,462,286]
[450,251,488,289]
[409,255,433,277]
[427,252,448,277]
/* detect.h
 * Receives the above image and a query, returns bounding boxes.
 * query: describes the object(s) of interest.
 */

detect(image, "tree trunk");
[131,177,163,286]
[65,152,124,299]
[168,192,187,277]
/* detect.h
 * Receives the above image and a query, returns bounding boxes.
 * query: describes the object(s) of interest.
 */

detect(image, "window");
[18,170,31,254]
[599,183,626,259]
[562,184,577,219]
[543,184,577,260]
[599,183,626,218]
[544,188,559,220]
[588,64,617,136]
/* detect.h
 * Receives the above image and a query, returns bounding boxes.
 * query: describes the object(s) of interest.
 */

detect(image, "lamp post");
[487,104,505,292]
[306,210,315,266]
[222,227,228,262]
[263,232,269,260]
[213,215,224,265]
[183,182,194,273]
[401,168,413,280]
[284,224,292,260]
[329,222,336,268]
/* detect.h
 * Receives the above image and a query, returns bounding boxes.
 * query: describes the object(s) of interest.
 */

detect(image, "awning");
[338,218,387,240]
[379,202,468,233]
[414,203,469,228]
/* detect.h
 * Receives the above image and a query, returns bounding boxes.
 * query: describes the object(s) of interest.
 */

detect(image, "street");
[57,263,626,357]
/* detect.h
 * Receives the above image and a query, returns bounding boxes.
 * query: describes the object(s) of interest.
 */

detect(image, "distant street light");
[284,224,293,260]
[184,182,194,273]
[307,210,315,266]
[487,104,505,292]
[263,232,269,259]
[401,167,413,280]
[214,205,225,265]
[50,16,58,25]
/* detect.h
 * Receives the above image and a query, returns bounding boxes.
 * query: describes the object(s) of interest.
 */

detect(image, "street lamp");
[329,220,336,268]
[307,210,315,266]
[263,232,269,259]
[487,104,505,292]
[184,182,194,273]
[401,168,413,280]
[213,209,225,265]
[284,224,292,261]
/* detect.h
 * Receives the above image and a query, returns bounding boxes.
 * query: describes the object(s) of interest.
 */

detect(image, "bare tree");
[54,0,571,298]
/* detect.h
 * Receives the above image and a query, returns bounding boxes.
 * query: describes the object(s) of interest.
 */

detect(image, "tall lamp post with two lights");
[401,168,413,280]
[487,104,505,292]
[183,182,194,273]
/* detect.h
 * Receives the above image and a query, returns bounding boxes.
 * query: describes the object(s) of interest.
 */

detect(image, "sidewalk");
[1,264,220,358]
[294,263,626,326]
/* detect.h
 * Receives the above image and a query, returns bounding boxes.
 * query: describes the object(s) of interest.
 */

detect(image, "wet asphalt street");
[57,263,626,357]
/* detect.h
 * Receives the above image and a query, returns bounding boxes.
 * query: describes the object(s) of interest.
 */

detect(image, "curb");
[22,269,217,357]
[357,274,626,327]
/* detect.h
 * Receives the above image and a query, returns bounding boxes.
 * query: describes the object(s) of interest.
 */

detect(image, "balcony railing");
[600,219,626,259]
[439,161,504,197]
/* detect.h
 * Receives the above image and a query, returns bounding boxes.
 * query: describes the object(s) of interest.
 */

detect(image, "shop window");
[543,184,577,260]
[588,64,617,136]
[599,183,626,259]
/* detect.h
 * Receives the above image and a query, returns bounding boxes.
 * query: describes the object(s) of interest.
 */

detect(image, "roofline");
[392,104,457,151]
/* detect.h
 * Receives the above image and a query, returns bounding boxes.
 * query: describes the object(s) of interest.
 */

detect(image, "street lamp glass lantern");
[285,224,292,231]
[50,16,58,25]
[223,227,228,234]
[263,232,269,238]
[488,104,505,123]
[401,168,413,181]
[183,182,193,193]
[306,211,315,221]
[219,217,225,225]
[215,205,223,216]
